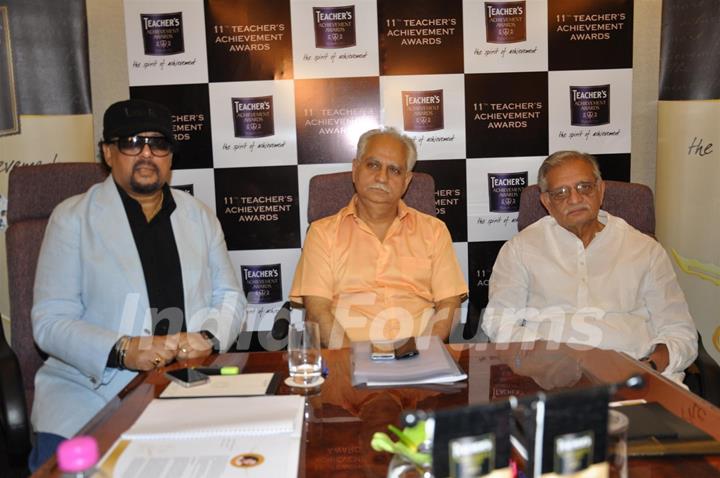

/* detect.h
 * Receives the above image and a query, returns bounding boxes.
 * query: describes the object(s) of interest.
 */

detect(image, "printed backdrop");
[124,0,633,331]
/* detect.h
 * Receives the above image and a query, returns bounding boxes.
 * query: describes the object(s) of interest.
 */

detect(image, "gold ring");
[180,347,188,354]
[153,355,162,367]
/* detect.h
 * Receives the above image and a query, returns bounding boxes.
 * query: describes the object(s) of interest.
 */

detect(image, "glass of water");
[288,321,322,385]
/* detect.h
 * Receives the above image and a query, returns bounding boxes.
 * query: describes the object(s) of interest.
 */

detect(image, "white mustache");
[564,204,590,215]
[367,183,390,193]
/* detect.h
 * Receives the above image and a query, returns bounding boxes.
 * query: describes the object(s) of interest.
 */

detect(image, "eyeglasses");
[109,135,173,157]
[546,181,598,201]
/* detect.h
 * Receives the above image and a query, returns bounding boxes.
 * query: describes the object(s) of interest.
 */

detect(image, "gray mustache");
[368,183,390,193]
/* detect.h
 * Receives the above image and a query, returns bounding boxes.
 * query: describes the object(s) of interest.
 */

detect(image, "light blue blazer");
[31,176,245,437]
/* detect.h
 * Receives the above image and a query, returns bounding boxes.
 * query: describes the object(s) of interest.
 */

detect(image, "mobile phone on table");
[165,368,209,387]
[370,342,396,360]
[394,337,418,359]
[370,337,419,360]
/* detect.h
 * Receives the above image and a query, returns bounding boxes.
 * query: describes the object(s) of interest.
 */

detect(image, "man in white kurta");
[482,151,697,382]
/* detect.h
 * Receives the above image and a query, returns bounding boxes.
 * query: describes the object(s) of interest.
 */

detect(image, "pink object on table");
[56,436,99,473]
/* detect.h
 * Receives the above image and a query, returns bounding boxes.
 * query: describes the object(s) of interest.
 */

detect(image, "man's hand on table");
[176,332,215,361]
[124,334,180,371]
[643,343,670,373]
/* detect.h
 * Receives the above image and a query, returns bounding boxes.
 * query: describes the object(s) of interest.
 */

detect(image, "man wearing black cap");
[29,99,245,470]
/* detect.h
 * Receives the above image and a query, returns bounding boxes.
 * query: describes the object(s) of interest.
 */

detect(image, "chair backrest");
[517,180,656,236]
[307,171,436,223]
[6,162,108,411]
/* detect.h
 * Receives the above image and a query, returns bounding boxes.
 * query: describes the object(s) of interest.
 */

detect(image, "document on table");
[98,395,305,478]
[351,335,467,387]
[159,373,278,399]
[98,434,299,478]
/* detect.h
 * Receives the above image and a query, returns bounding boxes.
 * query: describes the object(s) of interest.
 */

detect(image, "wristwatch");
[641,357,658,371]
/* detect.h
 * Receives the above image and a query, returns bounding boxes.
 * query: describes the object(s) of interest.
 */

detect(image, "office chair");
[307,171,436,223]
[685,334,720,408]
[503,181,719,407]
[0,317,29,474]
[516,180,656,236]
[3,162,108,470]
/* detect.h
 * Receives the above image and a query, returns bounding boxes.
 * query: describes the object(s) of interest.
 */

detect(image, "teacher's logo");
[488,172,527,213]
[553,431,594,474]
[485,1,526,44]
[569,85,610,127]
[313,5,356,49]
[232,96,275,138]
[241,264,282,304]
[140,12,185,55]
[402,89,444,132]
[449,434,496,475]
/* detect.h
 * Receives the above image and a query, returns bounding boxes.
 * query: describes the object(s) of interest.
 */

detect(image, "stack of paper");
[98,395,305,478]
[351,335,467,387]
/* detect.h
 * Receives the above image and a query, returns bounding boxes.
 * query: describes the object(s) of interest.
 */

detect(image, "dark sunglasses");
[109,135,173,157]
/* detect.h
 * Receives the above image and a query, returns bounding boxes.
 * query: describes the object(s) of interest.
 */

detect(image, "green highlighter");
[193,366,240,376]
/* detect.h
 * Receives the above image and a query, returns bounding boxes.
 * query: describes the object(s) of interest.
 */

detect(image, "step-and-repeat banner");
[124,0,633,330]
[656,0,720,363]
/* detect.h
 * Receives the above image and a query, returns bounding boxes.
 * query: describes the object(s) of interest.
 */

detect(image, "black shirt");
[116,182,186,335]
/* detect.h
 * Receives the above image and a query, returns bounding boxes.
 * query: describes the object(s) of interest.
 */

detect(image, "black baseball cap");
[102,99,176,144]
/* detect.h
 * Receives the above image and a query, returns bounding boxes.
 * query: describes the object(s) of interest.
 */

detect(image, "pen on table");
[609,399,647,408]
[193,366,240,376]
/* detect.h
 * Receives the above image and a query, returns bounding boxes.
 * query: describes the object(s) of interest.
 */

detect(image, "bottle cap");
[57,436,99,472]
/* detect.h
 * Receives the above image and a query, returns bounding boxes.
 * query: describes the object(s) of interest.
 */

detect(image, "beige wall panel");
[657,100,720,363]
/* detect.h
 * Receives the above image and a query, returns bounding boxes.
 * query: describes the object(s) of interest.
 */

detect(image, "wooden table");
[33,342,720,477]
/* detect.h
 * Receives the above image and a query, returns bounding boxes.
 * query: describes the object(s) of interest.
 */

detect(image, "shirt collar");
[546,209,612,244]
[546,209,610,227]
[115,181,176,221]
[597,209,609,225]
[343,194,411,221]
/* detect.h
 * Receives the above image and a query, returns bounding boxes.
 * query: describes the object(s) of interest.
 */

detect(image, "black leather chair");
[0,321,30,474]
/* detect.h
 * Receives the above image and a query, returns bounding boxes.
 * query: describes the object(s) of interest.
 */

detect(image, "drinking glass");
[288,321,322,385]
[607,409,629,478]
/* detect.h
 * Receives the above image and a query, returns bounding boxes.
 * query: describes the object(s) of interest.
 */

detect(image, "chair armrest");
[270,301,291,341]
[0,346,31,458]
[694,344,720,408]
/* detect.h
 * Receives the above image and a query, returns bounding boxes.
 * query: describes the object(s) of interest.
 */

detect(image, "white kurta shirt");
[482,211,697,382]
